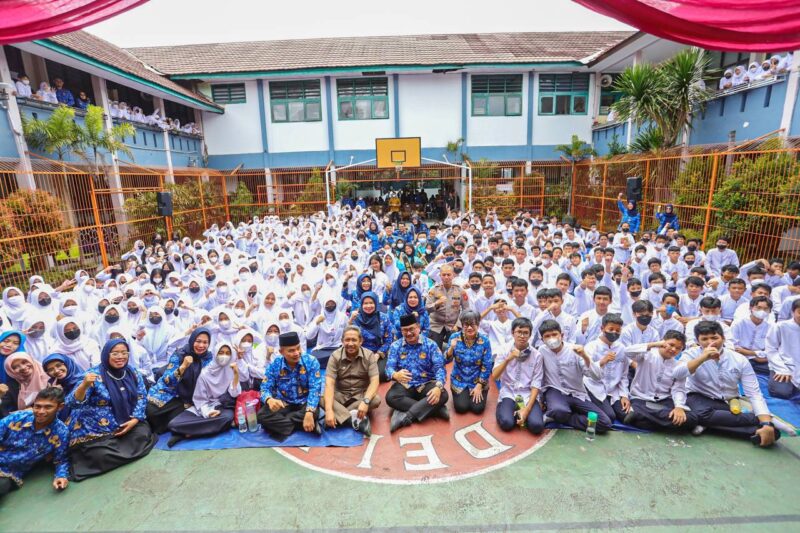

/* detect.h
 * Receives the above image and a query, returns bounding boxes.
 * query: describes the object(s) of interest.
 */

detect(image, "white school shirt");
[720,294,748,322]
[619,322,660,348]
[765,319,800,387]
[539,343,600,401]
[495,342,543,403]
[651,313,684,337]
[678,293,703,318]
[572,286,595,317]
[481,318,513,356]
[674,347,769,416]
[583,338,629,402]
[540,263,562,288]
[575,309,605,345]
[777,294,800,321]
[704,248,740,277]
[730,316,770,357]
[625,344,688,408]
[683,318,734,350]
[304,312,347,349]
[733,301,775,325]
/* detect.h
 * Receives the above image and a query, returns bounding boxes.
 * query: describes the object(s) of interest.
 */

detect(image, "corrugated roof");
[43,31,221,110]
[127,31,636,76]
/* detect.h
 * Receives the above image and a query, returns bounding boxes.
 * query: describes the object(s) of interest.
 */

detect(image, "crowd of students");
[718,53,794,90]
[1,202,799,497]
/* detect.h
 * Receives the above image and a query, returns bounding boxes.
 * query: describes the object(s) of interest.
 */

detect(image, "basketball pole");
[326,158,377,209]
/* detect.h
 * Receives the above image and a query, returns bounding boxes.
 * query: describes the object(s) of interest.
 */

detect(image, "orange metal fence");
[0,148,797,287]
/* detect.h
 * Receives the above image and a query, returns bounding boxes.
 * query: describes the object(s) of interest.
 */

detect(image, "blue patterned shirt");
[66,366,148,446]
[385,335,446,386]
[359,312,395,355]
[0,410,69,486]
[147,352,212,407]
[448,332,494,391]
[260,354,322,408]
[391,308,430,338]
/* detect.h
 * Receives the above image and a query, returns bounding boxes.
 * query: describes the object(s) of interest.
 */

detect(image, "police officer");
[425,264,468,350]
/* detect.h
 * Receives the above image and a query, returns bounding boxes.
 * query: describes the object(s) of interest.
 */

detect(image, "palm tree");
[555,135,595,216]
[75,105,135,175]
[21,105,81,160]
[611,48,712,148]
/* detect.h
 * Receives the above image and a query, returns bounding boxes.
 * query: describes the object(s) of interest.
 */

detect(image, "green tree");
[555,135,596,161]
[612,48,711,148]
[229,181,255,223]
[606,134,628,157]
[21,105,81,160]
[629,126,666,154]
[74,105,135,174]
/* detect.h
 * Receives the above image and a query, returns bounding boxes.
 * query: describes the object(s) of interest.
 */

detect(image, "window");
[211,83,246,104]
[269,80,322,122]
[337,78,389,120]
[538,73,590,115]
[471,75,523,117]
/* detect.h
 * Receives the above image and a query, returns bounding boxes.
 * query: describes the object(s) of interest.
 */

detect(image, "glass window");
[487,95,505,116]
[269,80,322,122]
[572,95,587,114]
[211,84,246,104]
[288,101,305,122]
[355,99,371,119]
[337,77,389,120]
[538,73,590,115]
[372,99,388,118]
[555,95,571,115]
[272,104,287,122]
[306,102,321,120]
[471,75,523,117]
[540,95,554,114]
[473,96,487,115]
[339,100,354,119]
[506,95,522,115]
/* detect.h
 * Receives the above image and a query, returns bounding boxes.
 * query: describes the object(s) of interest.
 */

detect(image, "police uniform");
[425,282,468,350]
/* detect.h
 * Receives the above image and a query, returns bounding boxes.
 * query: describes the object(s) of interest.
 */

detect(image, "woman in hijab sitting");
[616,193,641,234]
[391,287,430,338]
[306,291,347,369]
[43,353,84,421]
[146,327,212,434]
[655,204,680,235]
[52,317,100,371]
[66,338,154,481]
[383,271,412,310]
[165,342,241,447]
[350,292,394,380]
[3,350,49,417]
[719,69,734,90]
[342,273,373,312]
[1,331,28,416]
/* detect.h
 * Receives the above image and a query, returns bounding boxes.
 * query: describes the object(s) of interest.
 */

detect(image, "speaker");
[626,176,643,203]
[156,192,173,217]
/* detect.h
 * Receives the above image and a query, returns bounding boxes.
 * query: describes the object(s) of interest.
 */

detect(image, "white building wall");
[202,80,262,155]
[467,72,528,147]
[332,76,396,150]
[531,72,595,146]
[398,74,461,147]
[264,78,330,154]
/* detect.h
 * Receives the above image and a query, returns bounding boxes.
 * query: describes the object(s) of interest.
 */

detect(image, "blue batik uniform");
[147,352,212,407]
[341,274,373,312]
[366,230,384,252]
[360,312,395,355]
[260,354,322,408]
[617,200,641,233]
[385,336,446,386]
[391,307,430,337]
[66,366,148,446]
[447,332,494,391]
[0,410,70,486]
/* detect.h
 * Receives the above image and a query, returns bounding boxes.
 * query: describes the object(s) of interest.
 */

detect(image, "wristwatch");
[305,406,315,413]
[361,397,370,405]
[435,381,444,390]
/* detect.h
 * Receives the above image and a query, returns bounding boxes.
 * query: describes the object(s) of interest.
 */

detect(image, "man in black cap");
[385,313,449,432]
[258,332,323,440]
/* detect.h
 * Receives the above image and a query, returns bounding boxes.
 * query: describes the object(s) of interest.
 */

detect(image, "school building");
[1,30,798,180]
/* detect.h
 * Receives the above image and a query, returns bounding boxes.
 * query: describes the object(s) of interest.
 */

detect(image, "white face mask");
[636,252,645,260]
[7,295,23,306]
[239,342,252,350]
[83,284,94,293]
[216,354,231,366]
[303,290,312,298]
[326,278,336,287]
[752,309,769,321]
[545,338,562,350]
[234,308,245,317]
[703,314,720,322]
[655,243,664,250]
[650,283,663,292]
[279,319,291,329]
[62,305,78,316]
[266,333,279,346]
[219,320,231,329]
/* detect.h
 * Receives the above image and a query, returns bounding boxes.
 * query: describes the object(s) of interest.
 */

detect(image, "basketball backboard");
[376,137,421,169]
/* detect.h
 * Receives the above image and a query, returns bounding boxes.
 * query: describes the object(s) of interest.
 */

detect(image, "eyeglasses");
[110,350,129,357]
[513,331,531,337]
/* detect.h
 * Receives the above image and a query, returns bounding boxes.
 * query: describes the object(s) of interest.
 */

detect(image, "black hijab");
[176,327,212,403]
[100,339,138,425]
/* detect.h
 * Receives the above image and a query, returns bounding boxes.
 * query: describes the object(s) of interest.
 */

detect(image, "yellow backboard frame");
[376,137,421,168]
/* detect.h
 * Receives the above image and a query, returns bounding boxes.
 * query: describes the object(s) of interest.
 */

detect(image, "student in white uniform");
[619,300,660,347]
[675,321,784,446]
[765,298,800,399]
[622,332,699,432]
[684,297,734,350]
[583,314,630,423]
[730,296,773,375]
[575,286,613,344]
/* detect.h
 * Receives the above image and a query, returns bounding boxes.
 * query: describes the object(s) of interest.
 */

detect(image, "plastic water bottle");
[245,400,259,432]
[729,398,742,415]
[586,411,598,441]
[514,395,527,428]
[236,406,247,433]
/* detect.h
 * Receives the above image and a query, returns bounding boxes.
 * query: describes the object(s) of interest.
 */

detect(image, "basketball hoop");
[394,164,403,174]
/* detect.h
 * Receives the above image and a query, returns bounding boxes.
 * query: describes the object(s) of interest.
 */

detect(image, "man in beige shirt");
[323,326,381,436]
[425,264,469,350]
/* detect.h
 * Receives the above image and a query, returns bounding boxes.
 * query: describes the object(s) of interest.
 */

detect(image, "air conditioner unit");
[600,74,614,88]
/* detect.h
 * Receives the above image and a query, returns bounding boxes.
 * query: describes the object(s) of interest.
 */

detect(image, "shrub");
[229,181,255,224]
[0,203,22,269]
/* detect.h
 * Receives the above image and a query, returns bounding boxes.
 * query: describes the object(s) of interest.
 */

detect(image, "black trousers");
[628,398,698,432]
[377,355,390,383]
[427,328,453,352]
[452,386,487,415]
[257,403,319,440]
[0,477,17,497]
[686,393,760,439]
[386,382,448,422]
[146,398,186,435]
[589,391,628,423]
[768,372,799,399]
[544,388,612,433]
[496,397,544,434]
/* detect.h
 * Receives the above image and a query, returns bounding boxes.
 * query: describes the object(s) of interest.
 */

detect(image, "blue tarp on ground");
[155,426,364,451]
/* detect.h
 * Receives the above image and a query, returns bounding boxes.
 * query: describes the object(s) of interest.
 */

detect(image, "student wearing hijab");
[137,307,175,374]
[350,292,394,378]
[306,291,347,368]
[2,287,33,330]
[655,204,680,235]
[20,316,49,363]
[52,318,100,371]
[3,351,49,417]
[391,287,430,338]
[342,273,374,312]
[719,69,734,90]
[66,338,154,481]
[731,65,746,87]
[384,271,413,310]
[43,353,85,421]
[616,193,641,234]
[146,327,212,434]
[166,342,242,447]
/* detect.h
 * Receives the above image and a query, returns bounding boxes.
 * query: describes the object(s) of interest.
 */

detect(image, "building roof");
[127,31,636,77]
[39,31,222,111]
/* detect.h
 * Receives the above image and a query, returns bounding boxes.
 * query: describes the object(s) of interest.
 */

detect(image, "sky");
[85,0,633,47]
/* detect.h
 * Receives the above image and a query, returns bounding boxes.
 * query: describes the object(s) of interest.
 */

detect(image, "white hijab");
[52,317,100,371]
[191,342,241,417]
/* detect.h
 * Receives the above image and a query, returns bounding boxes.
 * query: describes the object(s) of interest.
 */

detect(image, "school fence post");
[222,174,231,222]
[569,162,577,216]
[701,153,720,247]
[599,162,609,231]
[88,173,109,268]
[197,174,207,230]
[643,159,651,227]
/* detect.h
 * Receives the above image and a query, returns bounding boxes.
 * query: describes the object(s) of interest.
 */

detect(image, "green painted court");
[3,429,799,532]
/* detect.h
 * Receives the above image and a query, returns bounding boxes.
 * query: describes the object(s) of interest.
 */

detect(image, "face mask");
[326,278,336,287]
[324,304,337,314]
[128,306,139,315]
[629,290,642,298]
[636,315,652,326]
[655,243,664,250]
[665,304,676,316]
[279,319,291,329]
[303,290,312,298]
[752,309,769,321]
[98,304,108,314]
[688,245,697,252]
[531,279,542,287]
[83,284,94,293]
[310,261,319,268]
[418,237,427,244]
[165,307,175,315]
[144,295,158,303]
[7,295,23,306]
[703,314,720,322]
[64,328,81,341]
[545,338,561,350]
[217,286,229,295]
[622,228,629,233]
[62,305,77,316]
[28,328,45,339]
[636,252,645,260]
[240,342,253,351]
[219,320,231,329]
[650,283,663,292]
[39,296,52,307]
[223,259,232,266]
[454,268,463,275]
[266,334,279,346]
[717,244,727,250]
[469,283,481,291]
[210,257,218,264]
[216,354,232,366]
[153,277,162,284]
[604,332,620,343]
[234,308,245,317]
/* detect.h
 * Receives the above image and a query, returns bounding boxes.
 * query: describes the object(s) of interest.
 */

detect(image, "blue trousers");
[496,397,544,434]
[544,388,612,433]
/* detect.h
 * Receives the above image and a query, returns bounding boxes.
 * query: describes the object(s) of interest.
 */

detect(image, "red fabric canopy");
[574,0,800,52]
[0,0,149,45]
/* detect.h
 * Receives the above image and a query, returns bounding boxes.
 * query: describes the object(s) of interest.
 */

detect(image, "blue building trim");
[256,80,270,167]
[393,74,401,138]
[0,109,19,158]
[461,73,468,153]
[324,76,336,162]
[527,70,535,161]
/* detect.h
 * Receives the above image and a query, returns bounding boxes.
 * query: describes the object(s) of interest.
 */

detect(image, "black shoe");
[623,411,637,425]
[358,417,372,438]
[434,405,450,421]
[167,434,185,448]
[313,419,323,436]
[390,410,412,433]
[750,425,781,446]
